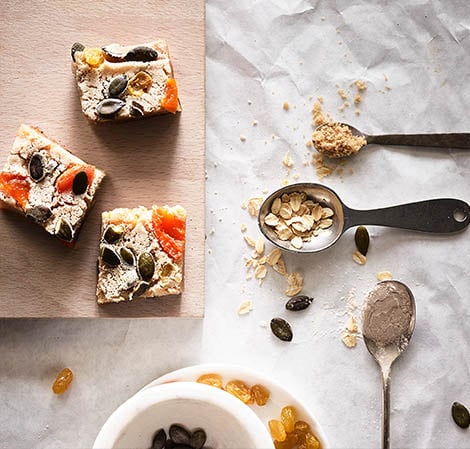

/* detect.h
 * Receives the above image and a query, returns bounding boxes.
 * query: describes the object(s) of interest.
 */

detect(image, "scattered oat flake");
[255,237,265,255]
[240,223,247,232]
[266,248,282,266]
[273,258,288,276]
[254,264,268,280]
[244,236,256,248]
[247,197,264,216]
[285,272,303,297]
[342,333,357,348]
[283,101,290,111]
[377,271,393,281]
[346,315,358,333]
[238,300,253,315]
[240,135,247,142]
[291,236,303,249]
[353,251,367,265]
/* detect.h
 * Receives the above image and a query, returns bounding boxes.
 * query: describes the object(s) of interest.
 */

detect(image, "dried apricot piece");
[83,47,104,67]
[196,373,223,389]
[152,206,186,262]
[161,78,179,113]
[251,384,270,406]
[56,164,95,194]
[280,406,296,433]
[52,367,73,394]
[225,380,252,404]
[128,71,153,96]
[0,172,30,207]
[268,419,287,442]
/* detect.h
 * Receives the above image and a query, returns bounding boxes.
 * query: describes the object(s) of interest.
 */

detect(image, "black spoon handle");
[367,133,470,149]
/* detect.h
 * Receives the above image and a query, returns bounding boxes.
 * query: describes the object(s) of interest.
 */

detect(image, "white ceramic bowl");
[93,381,275,449]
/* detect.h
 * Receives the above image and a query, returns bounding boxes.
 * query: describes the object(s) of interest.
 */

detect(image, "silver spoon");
[258,183,470,253]
[362,280,416,449]
[313,122,470,158]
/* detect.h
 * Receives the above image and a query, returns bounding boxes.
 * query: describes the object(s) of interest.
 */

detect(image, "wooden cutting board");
[0,0,205,318]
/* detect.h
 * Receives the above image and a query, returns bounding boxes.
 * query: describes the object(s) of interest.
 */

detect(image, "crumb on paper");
[306,140,313,148]
[293,173,300,180]
[355,109,361,115]
[209,227,215,235]
[346,315,358,333]
[337,88,348,100]
[248,99,252,105]
[385,84,392,90]
[312,153,335,179]
[283,151,294,168]
[354,94,361,105]
[283,101,290,111]
[253,120,258,126]
[342,332,357,348]
[353,251,367,265]
[238,300,253,315]
[355,80,367,91]
[383,74,388,81]
[312,100,329,126]
[240,223,247,232]
[259,320,268,328]
[281,178,289,186]
[240,135,246,142]
[377,271,393,281]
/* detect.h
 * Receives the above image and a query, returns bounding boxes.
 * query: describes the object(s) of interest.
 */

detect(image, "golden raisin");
[273,433,298,449]
[251,384,270,406]
[294,420,312,434]
[225,380,252,403]
[305,432,321,449]
[268,419,287,442]
[128,71,153,96]
[196,373,223,389]
[52,367,73,394]
[280,406,296,433]
[83,48,104,68]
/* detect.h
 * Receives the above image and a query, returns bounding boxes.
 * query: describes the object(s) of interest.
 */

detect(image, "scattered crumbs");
[259,320,268,328]
[385,84,392,90]
[321,16,326,21]
[240,223,247,232]
[282,150,294,168]
[281,178,289,186]
[341,333,357,348]
[354,94,361,104]
[208,248,212,254]
[353,251,367,265]
[377,271,393,281]
[355,109,361,115]
[209,227,215,235]
[306,140,313,148]
[293,173,300,180]
[383,73,388,82]
[338,104,346,112]
[346,315,358,333]
[272,134,278,140]
[355,80,367,91]
[241,202,247,210]
[283,101,290,111]
[349,167,354,175]
[246,274,253,280]
[309,95,314,101]
[318,96,324,104]
[240,134,247,142]
[252,120,258,126]
[218,217,223,222]
[312,153,335,179]
[336,167,344,176]
[312,100,329,126]
[337,88,348,100]
[262,188,269,194]
[248,99,252,105]
[238,299,253,315]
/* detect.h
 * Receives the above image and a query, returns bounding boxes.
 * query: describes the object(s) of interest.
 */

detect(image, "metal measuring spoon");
[258,183,470,253]
[313,122,470,158]
[362,280,416,449]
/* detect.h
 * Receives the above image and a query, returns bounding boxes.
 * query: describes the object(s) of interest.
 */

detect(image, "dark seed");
[103,224,125,244]
[71,42,85,62]
[190,428,206,449]
[131,101,145,116]
[26,205,52,223]
[169,424,191,445]
[72,171,89,195]
[138,252,155,281]
[29,153,45,181]
[96,98,125,117]
[102,46,127,63]
[270,317,293,342]
[172,446,192,449]
[125,46,158,62]
[101,246,120,267]
[131,281,149,299]
[120,247,135,265]
[285,295,314,311]
[55,218,73,242]
[452,402,470,429]
[108,75,128,98]
[152,428,167,449]
[355,226,370,256]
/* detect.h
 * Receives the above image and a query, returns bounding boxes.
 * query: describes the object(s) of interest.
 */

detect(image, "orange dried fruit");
[268,419,287,442]
[128,71,153,96]
[294,420,312,434]
[251,383,270,406]
[196,373,223,389]
[152,206,186,262]
[83,47,104,67]
[161,78,179,113]
[0,172,30,207]
[52,367,73,394]
[273,433,298,449]
[225,380,252,404]
[56,164,95,194]
[280,406,296,433]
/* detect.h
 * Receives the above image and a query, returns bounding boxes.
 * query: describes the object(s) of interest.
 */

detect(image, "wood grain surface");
[0,0,205,318]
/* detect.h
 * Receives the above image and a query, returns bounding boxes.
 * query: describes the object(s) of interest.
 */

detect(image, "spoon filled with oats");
[258,183,470,253]
[312,122,470,158]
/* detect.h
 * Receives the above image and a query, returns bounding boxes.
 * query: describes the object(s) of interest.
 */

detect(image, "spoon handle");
[382,371,391,449]
[344,199,470,233]
[367,133,470,148]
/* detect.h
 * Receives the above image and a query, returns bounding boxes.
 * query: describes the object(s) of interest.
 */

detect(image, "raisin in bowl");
[93,381,274,449]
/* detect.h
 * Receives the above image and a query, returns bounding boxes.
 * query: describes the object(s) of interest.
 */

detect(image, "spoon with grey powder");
[362,280,416,449]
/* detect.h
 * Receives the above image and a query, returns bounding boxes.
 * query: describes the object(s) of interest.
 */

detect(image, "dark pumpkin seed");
[152,428,167,449]
[55,218,73,242]
[125,46,158,62]
[108,75,128,98]
[138,252,155,281]
[72,171,89,195]
[96,98,125,117]
[28,153,45,182]
[102,45,127,63]
[103,224,125,244]
[452,402,470,429]
[26,205,52,223]
[169,424,191,445]
[120,247,135,265]
[101,246,120,267]
[71,42,85,62]
[270,317,293,342]
[131,281,149,299]
[131,101,145,116]
[190,428,206,449]
[355,226,370,256]
[285,295,314,311]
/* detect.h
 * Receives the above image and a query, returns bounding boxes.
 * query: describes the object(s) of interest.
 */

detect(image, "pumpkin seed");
[169,424,191,445]
[452,402,470,429]
[131,281,149,300]
[101,246,120,267]
[138,252,155,281]
[28,153,45,182]
[190,429,207,449]
[55,218,73,242]
[125,46,158,62]
[103,224,125,244]
[96,98,125,117]
[131,101,145,116]
[285,295,314,311]
[108,75,128,98]
[72,171,89,195]
[355,226,370,256]
[270,317,293,342]
[71,42,85,62]
[152,428,167,449]
[26,205,52,223]
[120,247,135,265]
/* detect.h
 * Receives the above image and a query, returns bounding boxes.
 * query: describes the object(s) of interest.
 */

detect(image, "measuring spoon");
[258,183,470,253]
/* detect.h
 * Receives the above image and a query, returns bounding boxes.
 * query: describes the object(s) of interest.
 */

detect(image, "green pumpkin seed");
[72,171,89,195]
[169,424,191,445]
[138,252,155,281]
[285,295,314,311]
[101,246,120,267]
[152,428,167,449]
[103,224,125,244]
[26,205,52,223]
[452,402,470,429]
[55,218,73,242]
[108,75,128,98]
[125,46,158,62]
[270,317,293,342]
[131,281,149,300]
[355,226,370,256]
[120,247,135,265]
[71,42,85,62]
[28,153,45,182]
[96,98,125,117]
[190,428,207,449]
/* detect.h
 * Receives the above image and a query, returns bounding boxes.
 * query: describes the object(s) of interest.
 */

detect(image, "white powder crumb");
[293,173,300,180]
[209,227,215,235]
[259,320,268,328]
[208,248,212,254]
[262,188,269,194]
[248,99,252,105]
[240,135,247,142]
[253,120,258,126]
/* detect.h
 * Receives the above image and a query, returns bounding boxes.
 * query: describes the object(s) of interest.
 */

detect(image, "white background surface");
[1,1,470,448]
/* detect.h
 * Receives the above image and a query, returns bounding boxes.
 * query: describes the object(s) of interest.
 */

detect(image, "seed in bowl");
[150,425,207,449]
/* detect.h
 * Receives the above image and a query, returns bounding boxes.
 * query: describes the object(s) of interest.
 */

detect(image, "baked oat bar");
[0,124,105,244]
[71,40,181,122]
[97,205,186,304]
